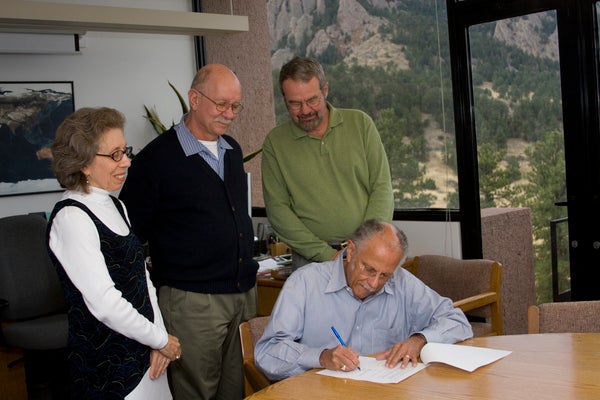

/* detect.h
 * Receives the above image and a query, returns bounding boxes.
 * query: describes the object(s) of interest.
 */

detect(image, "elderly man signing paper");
[255,219,472,381]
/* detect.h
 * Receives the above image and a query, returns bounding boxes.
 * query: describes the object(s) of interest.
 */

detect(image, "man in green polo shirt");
[262,56,394,269]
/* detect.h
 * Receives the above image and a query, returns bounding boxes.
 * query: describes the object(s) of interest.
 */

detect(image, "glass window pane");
[267,1,457,209]
[469,11,567,303]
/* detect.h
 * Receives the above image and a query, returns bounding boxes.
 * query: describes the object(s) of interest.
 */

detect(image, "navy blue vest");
[47,197,153,399]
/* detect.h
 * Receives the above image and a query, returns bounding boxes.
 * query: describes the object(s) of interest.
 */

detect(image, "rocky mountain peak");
[268,0,556,71]
[269,0,408,70]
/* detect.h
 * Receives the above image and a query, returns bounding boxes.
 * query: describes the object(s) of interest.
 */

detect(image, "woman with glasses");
[47,107,180,399]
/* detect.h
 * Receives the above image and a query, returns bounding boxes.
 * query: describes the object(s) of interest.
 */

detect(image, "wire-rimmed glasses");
[195,90,244,114]
[286,95,322,111]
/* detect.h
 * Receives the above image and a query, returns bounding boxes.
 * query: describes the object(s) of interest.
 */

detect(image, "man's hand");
[319,345,361,372]
[375,334,427,368]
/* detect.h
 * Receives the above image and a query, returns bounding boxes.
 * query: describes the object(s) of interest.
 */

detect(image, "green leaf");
[243,148,263,163]
[143,105,167,134]
[168,80,189,114]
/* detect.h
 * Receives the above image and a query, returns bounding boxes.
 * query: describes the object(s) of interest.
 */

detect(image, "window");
[268,1,457,210]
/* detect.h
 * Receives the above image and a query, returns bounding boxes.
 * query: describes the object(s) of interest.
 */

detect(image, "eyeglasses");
[359,263,393,282]
[196,90,244,114]
[286,95,322,111]
[96,146,133,162]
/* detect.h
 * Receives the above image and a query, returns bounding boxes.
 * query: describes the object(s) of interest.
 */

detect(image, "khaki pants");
[159,286,257,400]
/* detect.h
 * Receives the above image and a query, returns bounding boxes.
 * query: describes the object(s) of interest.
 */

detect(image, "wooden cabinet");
[0,347,27,400]
[256,278,284,317]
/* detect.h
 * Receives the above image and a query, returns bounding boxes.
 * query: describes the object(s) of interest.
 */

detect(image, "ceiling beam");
[0,0,249,36]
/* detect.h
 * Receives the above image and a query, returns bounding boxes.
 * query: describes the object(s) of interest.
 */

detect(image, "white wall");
[395,220,461,258]
[252,216,462,258]
[0,0,196,217]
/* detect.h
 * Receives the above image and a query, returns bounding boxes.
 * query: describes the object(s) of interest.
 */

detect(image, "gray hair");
[278,56,327,96]
[350,219,409,256]
[51,107,125,193]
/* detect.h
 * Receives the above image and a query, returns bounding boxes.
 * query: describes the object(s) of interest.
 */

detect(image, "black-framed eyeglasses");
[286,95,322,111]
[96,146,133,162]
[195,90,244,114]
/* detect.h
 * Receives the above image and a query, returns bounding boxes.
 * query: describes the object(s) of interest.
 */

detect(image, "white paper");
[317,356,426,384]
[420,342,511,372]
[257,258,278,273]
[316,343,511,383]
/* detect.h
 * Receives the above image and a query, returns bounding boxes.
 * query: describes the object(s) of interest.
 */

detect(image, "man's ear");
[188,89,199,110]
[345,240,355,263]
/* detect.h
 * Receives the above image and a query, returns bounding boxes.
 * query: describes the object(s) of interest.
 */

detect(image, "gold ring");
[341,364,347,371]
[404,355,410,358]
[176,355,181,359]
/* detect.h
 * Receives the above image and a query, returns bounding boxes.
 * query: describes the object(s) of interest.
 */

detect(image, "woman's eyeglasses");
[96,146,133,162]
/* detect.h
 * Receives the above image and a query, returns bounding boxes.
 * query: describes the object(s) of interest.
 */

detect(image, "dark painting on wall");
[0,81,74,196]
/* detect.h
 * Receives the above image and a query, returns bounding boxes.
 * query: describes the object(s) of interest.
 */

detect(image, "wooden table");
[245,333,600,400]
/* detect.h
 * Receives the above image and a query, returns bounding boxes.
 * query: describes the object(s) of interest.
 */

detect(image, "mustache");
[215,117,232,125]
[362,283,377,293]
[298,112,317,119]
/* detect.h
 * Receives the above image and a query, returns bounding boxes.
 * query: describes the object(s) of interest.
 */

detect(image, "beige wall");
[202,0,275,208]
[482,208,536,334]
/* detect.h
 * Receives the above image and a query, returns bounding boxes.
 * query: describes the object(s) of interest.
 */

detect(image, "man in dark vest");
[120,64,257,400]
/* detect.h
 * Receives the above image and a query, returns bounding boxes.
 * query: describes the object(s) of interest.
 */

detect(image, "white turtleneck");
[48,187,168,350]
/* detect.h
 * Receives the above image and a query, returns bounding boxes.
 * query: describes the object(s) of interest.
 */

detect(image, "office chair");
[528,300,600,333]
[403,255,504,336]
[0,214,68,394]
[239,316,271,396]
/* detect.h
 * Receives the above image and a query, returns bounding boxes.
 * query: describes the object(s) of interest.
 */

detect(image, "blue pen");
[330,326,361,370]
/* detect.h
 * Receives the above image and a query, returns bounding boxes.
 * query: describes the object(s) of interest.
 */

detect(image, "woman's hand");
[149,350,170,379]
[159,334,181,361]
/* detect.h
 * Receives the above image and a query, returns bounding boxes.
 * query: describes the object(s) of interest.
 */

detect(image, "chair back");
[239,316,271,395]
[0,214,67,349]
[403,255,503,336]
[528,300,600,333]
[0,214,65,320]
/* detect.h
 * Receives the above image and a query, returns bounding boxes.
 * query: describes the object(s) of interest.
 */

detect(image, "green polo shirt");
[261,104,394,262]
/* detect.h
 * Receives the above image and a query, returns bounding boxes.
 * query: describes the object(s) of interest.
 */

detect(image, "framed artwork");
[0,81,74,196]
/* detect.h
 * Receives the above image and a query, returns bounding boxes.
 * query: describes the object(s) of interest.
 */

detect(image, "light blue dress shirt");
[254,254,473,381]
[174,114,232,180]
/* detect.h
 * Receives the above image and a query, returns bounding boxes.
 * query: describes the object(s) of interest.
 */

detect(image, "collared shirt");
[174,114,233,180]
[254,254,473,381]
[261,104,394,262]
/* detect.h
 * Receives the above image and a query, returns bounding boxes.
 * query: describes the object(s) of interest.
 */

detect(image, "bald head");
[191,64,240,91]
[350,219,408,256]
